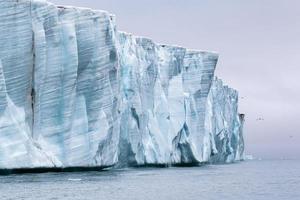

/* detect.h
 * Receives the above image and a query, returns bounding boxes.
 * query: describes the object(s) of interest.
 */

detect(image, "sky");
[51,0,300,159]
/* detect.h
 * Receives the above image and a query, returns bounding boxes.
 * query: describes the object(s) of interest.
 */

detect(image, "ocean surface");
[0,160,299,200]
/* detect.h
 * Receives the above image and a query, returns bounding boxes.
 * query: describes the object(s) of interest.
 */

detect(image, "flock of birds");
[240,96,265,122]
[240,96,294,140]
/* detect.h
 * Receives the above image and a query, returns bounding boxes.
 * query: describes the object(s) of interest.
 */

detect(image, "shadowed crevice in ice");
[171,123,199,164]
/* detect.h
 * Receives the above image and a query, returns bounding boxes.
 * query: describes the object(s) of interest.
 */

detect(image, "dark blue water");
[0,160,299,200]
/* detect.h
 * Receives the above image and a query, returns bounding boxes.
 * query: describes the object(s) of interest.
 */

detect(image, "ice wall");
[0,0,119,169]
[0,0,57,168]
[206,78,245,163]
[117,33,218,166]
[0,0,244,170]
[31,1,119,168]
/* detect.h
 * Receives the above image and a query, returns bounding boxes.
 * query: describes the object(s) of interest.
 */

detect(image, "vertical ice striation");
[118,33,175,166]
[117,32,219,166]
[0,0,57,168]
[172,50,218,164]
[206,78,245,163]
[31,1,120,167]
[0,0,245,170]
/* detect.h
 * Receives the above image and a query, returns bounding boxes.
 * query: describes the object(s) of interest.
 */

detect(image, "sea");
[0,160,299,200]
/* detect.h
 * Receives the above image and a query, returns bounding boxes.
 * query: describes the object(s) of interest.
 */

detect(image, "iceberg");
[0,0,244,170]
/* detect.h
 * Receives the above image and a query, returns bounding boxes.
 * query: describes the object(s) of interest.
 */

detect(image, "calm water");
[0,160,299,200]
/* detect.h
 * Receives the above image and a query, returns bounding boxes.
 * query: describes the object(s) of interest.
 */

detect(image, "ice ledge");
[119,31,219,57]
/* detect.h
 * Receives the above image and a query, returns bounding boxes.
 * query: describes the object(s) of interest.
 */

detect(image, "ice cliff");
[0,0,245,170]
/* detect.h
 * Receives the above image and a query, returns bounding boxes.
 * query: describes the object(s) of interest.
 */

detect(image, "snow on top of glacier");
[118,31,219,57]
[41,0,218,56]
[29,0,114,17]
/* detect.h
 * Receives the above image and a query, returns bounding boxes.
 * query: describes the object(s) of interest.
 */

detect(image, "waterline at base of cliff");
[1,160,299,200]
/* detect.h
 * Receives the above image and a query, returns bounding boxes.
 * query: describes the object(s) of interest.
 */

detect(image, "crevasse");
[0,0,245,169]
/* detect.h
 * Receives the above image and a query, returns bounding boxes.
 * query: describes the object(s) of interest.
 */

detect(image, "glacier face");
[0,0,244,170]
[118,33,219,165]
[206,78,245,163]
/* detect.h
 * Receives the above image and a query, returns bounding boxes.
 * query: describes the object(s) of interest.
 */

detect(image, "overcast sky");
[51,0,300,159]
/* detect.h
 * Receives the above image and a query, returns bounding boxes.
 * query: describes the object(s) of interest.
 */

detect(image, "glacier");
[0,0,245,170]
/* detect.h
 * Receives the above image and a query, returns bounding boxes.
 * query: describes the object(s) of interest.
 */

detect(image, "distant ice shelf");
[0,0,245,170]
